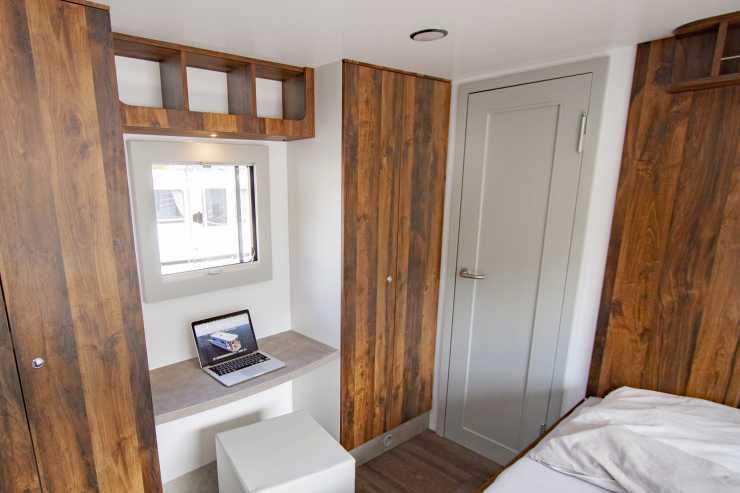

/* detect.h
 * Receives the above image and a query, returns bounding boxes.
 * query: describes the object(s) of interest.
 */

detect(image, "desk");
[149,330,338,424]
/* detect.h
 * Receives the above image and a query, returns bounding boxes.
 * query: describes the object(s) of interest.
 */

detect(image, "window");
[128,140,272,302]
[150,164,259,276]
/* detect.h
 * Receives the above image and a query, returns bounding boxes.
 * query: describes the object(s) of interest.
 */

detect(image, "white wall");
[286,61,343,439]
[559,46,635,413]
[156,383,292,482]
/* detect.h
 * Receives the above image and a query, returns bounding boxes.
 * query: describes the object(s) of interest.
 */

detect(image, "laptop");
[191,309,285,387]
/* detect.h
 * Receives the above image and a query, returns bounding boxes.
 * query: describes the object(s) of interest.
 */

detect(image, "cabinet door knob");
[31,357,45,369]
[386,275,393,283]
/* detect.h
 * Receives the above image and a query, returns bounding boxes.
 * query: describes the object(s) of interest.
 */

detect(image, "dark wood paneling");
[0,281,41,493]
[86,6,163,491]
[392,75,450,426]
[0,0,161,490]
[227,63,257,116]
[283,72,306,120]
[341,62,399,449]
[341,61,450,449]
[160,51,189,110]
[343,58,450,83]
[588,37,740,407]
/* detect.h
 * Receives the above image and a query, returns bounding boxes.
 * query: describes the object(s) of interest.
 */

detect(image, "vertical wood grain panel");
[0,281,41,493]
[0,0,162,489]
[86,6,163,491]
[393,76,450,424]
[589,36,740,406]
[341,61,450,449]
[0,1,99,489]
[160,50,188,110]
[227,64,257,116]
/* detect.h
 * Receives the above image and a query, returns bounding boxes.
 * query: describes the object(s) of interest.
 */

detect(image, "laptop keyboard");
[212,352,269,376]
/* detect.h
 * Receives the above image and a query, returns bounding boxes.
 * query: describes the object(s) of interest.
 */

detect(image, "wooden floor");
[356,431,502,493]
[163,430,502,493]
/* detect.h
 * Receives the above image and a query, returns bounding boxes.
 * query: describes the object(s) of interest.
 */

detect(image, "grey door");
[445,74,592,464]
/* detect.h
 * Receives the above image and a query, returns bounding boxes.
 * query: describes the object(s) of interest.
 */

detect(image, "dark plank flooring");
[163,430,502,493]
[356,431,502,493]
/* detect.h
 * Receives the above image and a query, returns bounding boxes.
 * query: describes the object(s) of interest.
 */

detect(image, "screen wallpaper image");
[194,313,258,366]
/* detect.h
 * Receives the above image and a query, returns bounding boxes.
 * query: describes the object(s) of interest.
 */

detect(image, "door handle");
[459,268,486,280]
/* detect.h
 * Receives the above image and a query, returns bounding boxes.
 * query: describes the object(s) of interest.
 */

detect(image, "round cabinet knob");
[386,275,393,283]
[31,358,45,369]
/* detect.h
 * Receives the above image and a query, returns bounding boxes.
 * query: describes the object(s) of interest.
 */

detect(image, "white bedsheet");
[485,455,608,493]
[486,398,607,493]
[530,387,740,493]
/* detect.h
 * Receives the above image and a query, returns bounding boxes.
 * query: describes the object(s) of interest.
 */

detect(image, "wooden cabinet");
[0,1,161,491]
[340,60,451,449]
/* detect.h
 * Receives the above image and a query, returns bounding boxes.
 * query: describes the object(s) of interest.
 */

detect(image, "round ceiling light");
[410,28,448,42]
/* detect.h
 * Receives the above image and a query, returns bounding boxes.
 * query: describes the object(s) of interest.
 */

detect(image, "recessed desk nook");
[114,33,341,489]
[150,330,338,425]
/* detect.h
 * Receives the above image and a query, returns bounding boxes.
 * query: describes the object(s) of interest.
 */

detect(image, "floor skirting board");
[349,412,430,466]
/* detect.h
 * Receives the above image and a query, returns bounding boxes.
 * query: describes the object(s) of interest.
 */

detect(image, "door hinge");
[577,112,588,153]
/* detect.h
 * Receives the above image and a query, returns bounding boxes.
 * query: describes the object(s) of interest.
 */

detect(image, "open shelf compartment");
[113,33,314,140]
[669,11,740,93]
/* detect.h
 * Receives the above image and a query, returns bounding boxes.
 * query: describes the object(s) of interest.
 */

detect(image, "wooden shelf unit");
[669,11,740,93]
[113,33,314,140]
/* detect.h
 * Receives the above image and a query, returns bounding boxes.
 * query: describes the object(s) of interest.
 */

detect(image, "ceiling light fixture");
[410,28,448,42]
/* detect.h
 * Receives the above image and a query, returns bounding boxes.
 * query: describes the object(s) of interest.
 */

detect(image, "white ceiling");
[102,0,739,80]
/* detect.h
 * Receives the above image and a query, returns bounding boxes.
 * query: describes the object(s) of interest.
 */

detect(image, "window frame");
[127,140,273,302]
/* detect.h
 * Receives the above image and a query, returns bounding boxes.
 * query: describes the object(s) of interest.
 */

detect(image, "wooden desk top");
[149,330,338,424]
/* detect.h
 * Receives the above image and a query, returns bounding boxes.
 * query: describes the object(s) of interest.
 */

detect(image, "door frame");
[434,57,609,435]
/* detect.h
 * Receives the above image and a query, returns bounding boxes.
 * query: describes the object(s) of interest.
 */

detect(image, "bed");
[484,398,607,493]
[483,387,740,493]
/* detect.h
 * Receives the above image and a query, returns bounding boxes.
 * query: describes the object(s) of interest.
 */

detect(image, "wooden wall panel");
[341,63,401,449]
[341,61,450,449]
[0,0,161,490]
[588,36,740,406]
[391,76,450,427]
[0,282,41,493]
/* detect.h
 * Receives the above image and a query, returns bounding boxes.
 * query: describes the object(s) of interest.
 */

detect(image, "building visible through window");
[154,190,184,222]
[152,163,257,275]
[205,188,227,225]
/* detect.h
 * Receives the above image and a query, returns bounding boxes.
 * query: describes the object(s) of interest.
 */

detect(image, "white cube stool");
[215,410,355,493]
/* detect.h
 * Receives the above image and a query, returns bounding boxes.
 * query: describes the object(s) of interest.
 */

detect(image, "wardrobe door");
[0,282,41,493]
[341,62,405,449]
[391,76,450,426]
[0,1,161,491]
[341,61,451,449]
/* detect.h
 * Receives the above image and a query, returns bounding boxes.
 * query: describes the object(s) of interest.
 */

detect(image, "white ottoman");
[215,410,355,493]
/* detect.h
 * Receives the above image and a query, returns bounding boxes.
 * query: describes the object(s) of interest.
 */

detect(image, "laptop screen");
[192,310,258,367]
